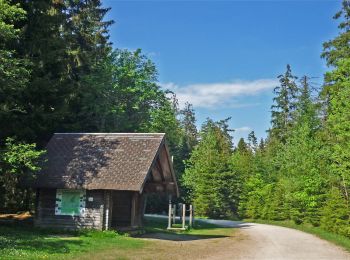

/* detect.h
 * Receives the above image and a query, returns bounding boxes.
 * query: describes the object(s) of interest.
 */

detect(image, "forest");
[1,0,350,240]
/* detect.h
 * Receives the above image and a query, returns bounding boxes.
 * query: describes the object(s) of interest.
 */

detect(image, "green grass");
[0,217,232,259]
[0,224,146,260]
[246,219,350,252]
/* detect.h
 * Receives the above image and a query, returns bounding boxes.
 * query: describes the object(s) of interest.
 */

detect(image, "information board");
[55,189,86,216]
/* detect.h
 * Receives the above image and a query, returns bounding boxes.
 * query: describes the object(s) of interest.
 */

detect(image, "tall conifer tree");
[270,64,298,143]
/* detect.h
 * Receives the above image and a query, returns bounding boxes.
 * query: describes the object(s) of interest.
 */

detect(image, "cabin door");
[111,191,132,227]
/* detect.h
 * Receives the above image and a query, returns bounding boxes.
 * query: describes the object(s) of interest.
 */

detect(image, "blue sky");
[104,0,341,144]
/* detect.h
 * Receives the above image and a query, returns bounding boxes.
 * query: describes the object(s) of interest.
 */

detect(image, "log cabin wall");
[35,188,104,230]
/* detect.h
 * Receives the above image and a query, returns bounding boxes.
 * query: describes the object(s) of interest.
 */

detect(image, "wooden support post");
[109,192,113,229]
[182,204,186,229]
[131,193,138,227]
[140,194,147,227]
[189,204,193,228]
[178,203,182,222]
[168,201,172,229]
[105,191,110,230]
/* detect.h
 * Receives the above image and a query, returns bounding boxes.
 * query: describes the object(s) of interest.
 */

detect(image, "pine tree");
[248,131,258,152]
[236,138,249,154]
[270,64,299,143]
[182,118,238,218]
[180,102,198,151]
[61,0,114,132]
[321,187,350,236]
[258,138,265,151]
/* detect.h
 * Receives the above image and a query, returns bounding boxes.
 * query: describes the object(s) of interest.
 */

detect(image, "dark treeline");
[0,0,198,212]
[183,1,350,238]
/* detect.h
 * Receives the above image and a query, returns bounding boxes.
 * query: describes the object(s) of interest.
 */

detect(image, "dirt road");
[82,217,350,260]
[201,219,350,260]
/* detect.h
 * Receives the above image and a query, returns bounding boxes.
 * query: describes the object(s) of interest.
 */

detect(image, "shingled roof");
[33,133,178,194]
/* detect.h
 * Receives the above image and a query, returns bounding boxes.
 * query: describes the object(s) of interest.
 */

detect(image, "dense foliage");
[182,118,239,218]
[0,0,197,212]
[183,0,350,239]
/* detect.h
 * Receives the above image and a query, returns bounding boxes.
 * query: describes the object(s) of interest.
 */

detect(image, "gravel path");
[201,219,350,260]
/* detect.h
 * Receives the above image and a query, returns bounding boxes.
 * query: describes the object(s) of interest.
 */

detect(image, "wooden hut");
[32,133,179,230]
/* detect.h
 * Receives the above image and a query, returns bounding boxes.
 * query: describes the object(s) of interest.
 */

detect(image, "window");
[55,189,86,216]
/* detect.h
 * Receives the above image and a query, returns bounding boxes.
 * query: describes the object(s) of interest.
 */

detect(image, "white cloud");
[234,126,252,133]
[161,79,278,108]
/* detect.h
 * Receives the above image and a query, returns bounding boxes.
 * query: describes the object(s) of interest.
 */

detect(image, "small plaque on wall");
[88,197,93,202]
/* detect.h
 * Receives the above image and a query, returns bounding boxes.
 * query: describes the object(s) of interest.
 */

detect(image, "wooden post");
[140,194,147,227]
[131,193,138,227]
[172,205,176,224]
[182,204,186,229]
[178,203,182,222]
[168,198,172,229]
[105,191,110,230]
[189,204,193,228]
[109,192,113,229]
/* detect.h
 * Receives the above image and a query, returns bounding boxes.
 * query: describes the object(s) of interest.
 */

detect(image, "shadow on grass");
[198,219,253,229]
[0,224,83,255]
[139,232,228,241]
[142,215,250,241]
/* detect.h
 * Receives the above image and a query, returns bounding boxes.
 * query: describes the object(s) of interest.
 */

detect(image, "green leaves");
[235,1,350,234]
[0,0,26,41]
[0,138,45,211]
[1,138,45,174]
[319,0,350,235]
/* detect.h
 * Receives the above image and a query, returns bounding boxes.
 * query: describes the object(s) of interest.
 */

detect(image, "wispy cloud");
[161,79,278,108]
[234,126,252,133]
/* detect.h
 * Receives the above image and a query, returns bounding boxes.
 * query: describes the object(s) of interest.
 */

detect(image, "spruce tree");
[180,102,198,151]
[270,64,299,143]
[236,138,249,154]
[248,131,258,152]
[61,0,114,132]
[258,138,265,151]
[183,118,238,218]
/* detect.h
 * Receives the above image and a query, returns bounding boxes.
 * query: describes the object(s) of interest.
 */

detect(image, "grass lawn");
[0,217,234,260]
[0,224,146,260]
[247,219,350,252]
